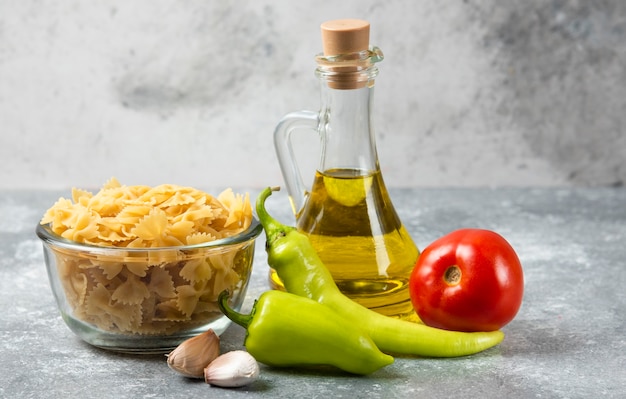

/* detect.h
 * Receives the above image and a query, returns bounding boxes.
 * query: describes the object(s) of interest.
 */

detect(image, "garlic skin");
[167,329,220,378]
[204,350,260,388]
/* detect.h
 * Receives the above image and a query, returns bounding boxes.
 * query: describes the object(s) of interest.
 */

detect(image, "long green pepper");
[256,187,505,358]
[218,290,393,374]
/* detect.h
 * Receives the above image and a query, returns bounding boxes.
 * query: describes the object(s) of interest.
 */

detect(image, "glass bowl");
[36,218,262,354]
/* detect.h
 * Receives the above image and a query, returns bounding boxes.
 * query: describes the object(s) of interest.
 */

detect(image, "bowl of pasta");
[36,178,262,353]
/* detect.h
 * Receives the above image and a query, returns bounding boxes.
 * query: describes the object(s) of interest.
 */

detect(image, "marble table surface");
[1,187,624,398]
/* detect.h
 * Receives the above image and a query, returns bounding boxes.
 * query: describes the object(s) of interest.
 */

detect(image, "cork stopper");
[321,19,370,56]
[319,19,373,89]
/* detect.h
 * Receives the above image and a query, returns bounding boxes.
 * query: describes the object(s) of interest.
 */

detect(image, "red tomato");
[409,229,524,332]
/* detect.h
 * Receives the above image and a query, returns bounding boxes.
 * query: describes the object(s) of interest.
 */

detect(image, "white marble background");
[1,0,624,190]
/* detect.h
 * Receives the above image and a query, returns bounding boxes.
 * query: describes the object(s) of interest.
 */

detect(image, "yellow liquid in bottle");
[269,168,420,319]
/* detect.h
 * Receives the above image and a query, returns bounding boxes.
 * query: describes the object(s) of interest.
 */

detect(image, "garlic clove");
[204,350,260,388]
[167,329,220,378]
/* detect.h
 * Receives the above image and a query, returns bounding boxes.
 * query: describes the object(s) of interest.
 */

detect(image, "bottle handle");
[273,110,319,216]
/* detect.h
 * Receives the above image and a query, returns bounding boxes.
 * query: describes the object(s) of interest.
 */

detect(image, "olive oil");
[270,169,419,318]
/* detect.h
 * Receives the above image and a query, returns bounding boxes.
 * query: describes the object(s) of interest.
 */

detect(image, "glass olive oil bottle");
[272,19,419,319]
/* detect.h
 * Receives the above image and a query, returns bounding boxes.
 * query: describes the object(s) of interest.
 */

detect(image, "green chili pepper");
[218,290,394,375]
[255,187,505,358]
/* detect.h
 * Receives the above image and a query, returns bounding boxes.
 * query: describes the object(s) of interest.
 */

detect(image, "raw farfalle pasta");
[40,178,255,335]
[41,177,252,247]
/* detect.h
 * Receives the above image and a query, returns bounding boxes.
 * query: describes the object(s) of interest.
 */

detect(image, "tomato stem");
[444,265,462,285]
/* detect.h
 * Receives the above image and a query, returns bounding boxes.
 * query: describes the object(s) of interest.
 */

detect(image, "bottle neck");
[317,79,380,175]
[313,47,384,176]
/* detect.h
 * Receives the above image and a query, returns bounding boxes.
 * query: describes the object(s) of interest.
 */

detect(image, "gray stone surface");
[1,1,625,189]
[1,187,625,398]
